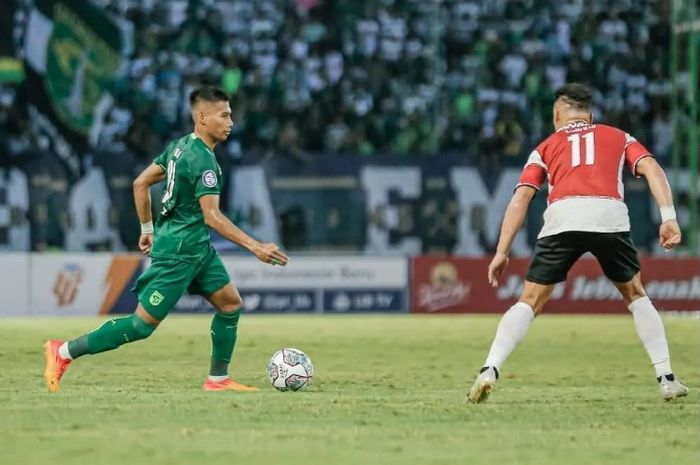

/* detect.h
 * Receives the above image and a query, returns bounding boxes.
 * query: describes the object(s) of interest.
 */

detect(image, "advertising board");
[411,256,700,313]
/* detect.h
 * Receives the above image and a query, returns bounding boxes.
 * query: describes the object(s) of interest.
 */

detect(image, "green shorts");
[132,247,230,320]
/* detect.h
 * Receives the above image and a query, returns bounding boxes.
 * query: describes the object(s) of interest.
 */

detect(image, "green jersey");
[150,133,223,262]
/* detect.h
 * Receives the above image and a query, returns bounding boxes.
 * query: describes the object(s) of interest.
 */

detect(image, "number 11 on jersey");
[162,159,176,203]
[568,132,595,167]
[162,148,182,204]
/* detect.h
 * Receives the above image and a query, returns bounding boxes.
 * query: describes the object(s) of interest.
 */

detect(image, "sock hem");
[514,301,535,319]
[628,295,652,312]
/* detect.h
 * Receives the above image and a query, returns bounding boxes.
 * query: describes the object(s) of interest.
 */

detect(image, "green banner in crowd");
[44,0,122,133]
[31,0,123,134]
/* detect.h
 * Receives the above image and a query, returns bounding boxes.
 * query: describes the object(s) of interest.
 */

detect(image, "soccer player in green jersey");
[43,86,289,392]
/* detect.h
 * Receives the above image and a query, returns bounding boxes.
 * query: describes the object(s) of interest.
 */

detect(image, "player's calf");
[65,313,157,358]
[621,294,689,401]
[43,313,157,392]
[468,301,535,404]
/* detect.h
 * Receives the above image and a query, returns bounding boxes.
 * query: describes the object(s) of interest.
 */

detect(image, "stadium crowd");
[3,0,674,167]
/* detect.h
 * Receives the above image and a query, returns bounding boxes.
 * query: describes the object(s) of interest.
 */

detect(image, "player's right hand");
[252,242,289,266]
[488,252,509,288]
[659,219,682,250]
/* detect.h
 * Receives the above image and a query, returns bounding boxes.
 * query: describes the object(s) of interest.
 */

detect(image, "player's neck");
[193,129,218,151]
[556,117,591,131]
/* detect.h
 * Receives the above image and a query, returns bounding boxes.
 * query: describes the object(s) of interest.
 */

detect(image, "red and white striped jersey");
[518,121,652,238]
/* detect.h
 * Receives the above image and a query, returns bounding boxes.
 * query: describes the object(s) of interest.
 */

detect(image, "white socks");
[628,296,673,377]
[58,342,72,360]
[484,302,535,371]
[207,375,229,382]
[480,297,673,379]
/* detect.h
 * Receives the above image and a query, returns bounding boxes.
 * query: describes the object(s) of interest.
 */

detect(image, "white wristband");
[140,221,154,234]
[660,206,676,223]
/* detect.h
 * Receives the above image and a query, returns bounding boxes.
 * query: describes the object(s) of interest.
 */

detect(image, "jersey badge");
[202,170,217,188]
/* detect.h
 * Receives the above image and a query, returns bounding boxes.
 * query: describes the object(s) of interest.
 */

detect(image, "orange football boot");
[202,377,259,392]
[43,340,72,393]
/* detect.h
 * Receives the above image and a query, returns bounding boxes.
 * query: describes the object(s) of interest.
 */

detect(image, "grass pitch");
[0,315,698,465]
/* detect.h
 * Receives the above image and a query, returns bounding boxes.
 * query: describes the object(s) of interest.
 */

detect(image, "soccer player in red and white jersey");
[468,83,688,403]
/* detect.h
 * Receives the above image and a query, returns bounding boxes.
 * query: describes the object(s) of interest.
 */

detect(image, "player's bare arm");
[488,185,537,287]
[635,157,682,250]
[198,194,289,266]
[133,163,166,255]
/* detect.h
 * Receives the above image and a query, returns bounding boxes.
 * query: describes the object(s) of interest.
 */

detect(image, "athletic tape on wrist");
[660,206,676,223]
[140,221,154,234]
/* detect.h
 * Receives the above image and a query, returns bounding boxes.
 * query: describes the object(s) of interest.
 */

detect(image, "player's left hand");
[252,242,289,266]
[659,219,682,250]
[488,252,509,288]
[139,233,154,255]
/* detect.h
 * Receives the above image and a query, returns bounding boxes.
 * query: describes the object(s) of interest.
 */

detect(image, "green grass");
[0,315,698,465]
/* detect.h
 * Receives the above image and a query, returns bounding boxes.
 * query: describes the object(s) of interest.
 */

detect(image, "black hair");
[189,86,229,107]
[554,83,593,112]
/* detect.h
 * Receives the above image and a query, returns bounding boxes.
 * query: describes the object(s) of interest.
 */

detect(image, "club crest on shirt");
[149,290,164,306]
[202,170,217,188]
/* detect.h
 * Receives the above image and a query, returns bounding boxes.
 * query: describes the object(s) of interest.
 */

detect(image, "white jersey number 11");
[567,132,595,167]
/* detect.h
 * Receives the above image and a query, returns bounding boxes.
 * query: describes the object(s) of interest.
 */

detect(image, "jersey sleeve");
[624,133,652,177]
[193,155,222,199]
[516,149,547,191]
[153,151,167,170]
[153,141,175,170]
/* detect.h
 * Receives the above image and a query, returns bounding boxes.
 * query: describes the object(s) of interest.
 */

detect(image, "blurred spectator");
[5,0,675,165]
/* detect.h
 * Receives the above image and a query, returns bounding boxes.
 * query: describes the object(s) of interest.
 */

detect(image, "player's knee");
[519,284,551,315]
[521,298,545,315]
[218,295,243,314]
[615,274,646,305]
[231,292,243,309]
[621,287,647,306]
[131,314,157,340]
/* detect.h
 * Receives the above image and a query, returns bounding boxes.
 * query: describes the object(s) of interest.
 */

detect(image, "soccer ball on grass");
[267,348,313,391]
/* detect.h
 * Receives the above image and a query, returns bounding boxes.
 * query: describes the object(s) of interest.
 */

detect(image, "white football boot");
[658,375,688,401]
[468,366,498,403]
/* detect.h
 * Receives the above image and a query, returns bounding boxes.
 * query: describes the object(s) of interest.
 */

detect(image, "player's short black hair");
[554,83,593,112]
[189,86,229,107]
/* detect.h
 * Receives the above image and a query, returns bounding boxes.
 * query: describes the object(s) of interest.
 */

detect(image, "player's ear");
[191,109,203,125]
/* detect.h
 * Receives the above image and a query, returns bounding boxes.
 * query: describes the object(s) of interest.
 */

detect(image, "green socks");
[67,314,156,358]
[64,311,240,378]
[209,311,240,376]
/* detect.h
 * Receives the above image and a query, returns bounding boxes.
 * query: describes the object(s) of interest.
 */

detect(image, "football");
[267,348,314,391]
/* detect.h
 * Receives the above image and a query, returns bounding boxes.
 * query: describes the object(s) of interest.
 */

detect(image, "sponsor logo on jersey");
[202,170,217,188]
[149,290,165,306]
